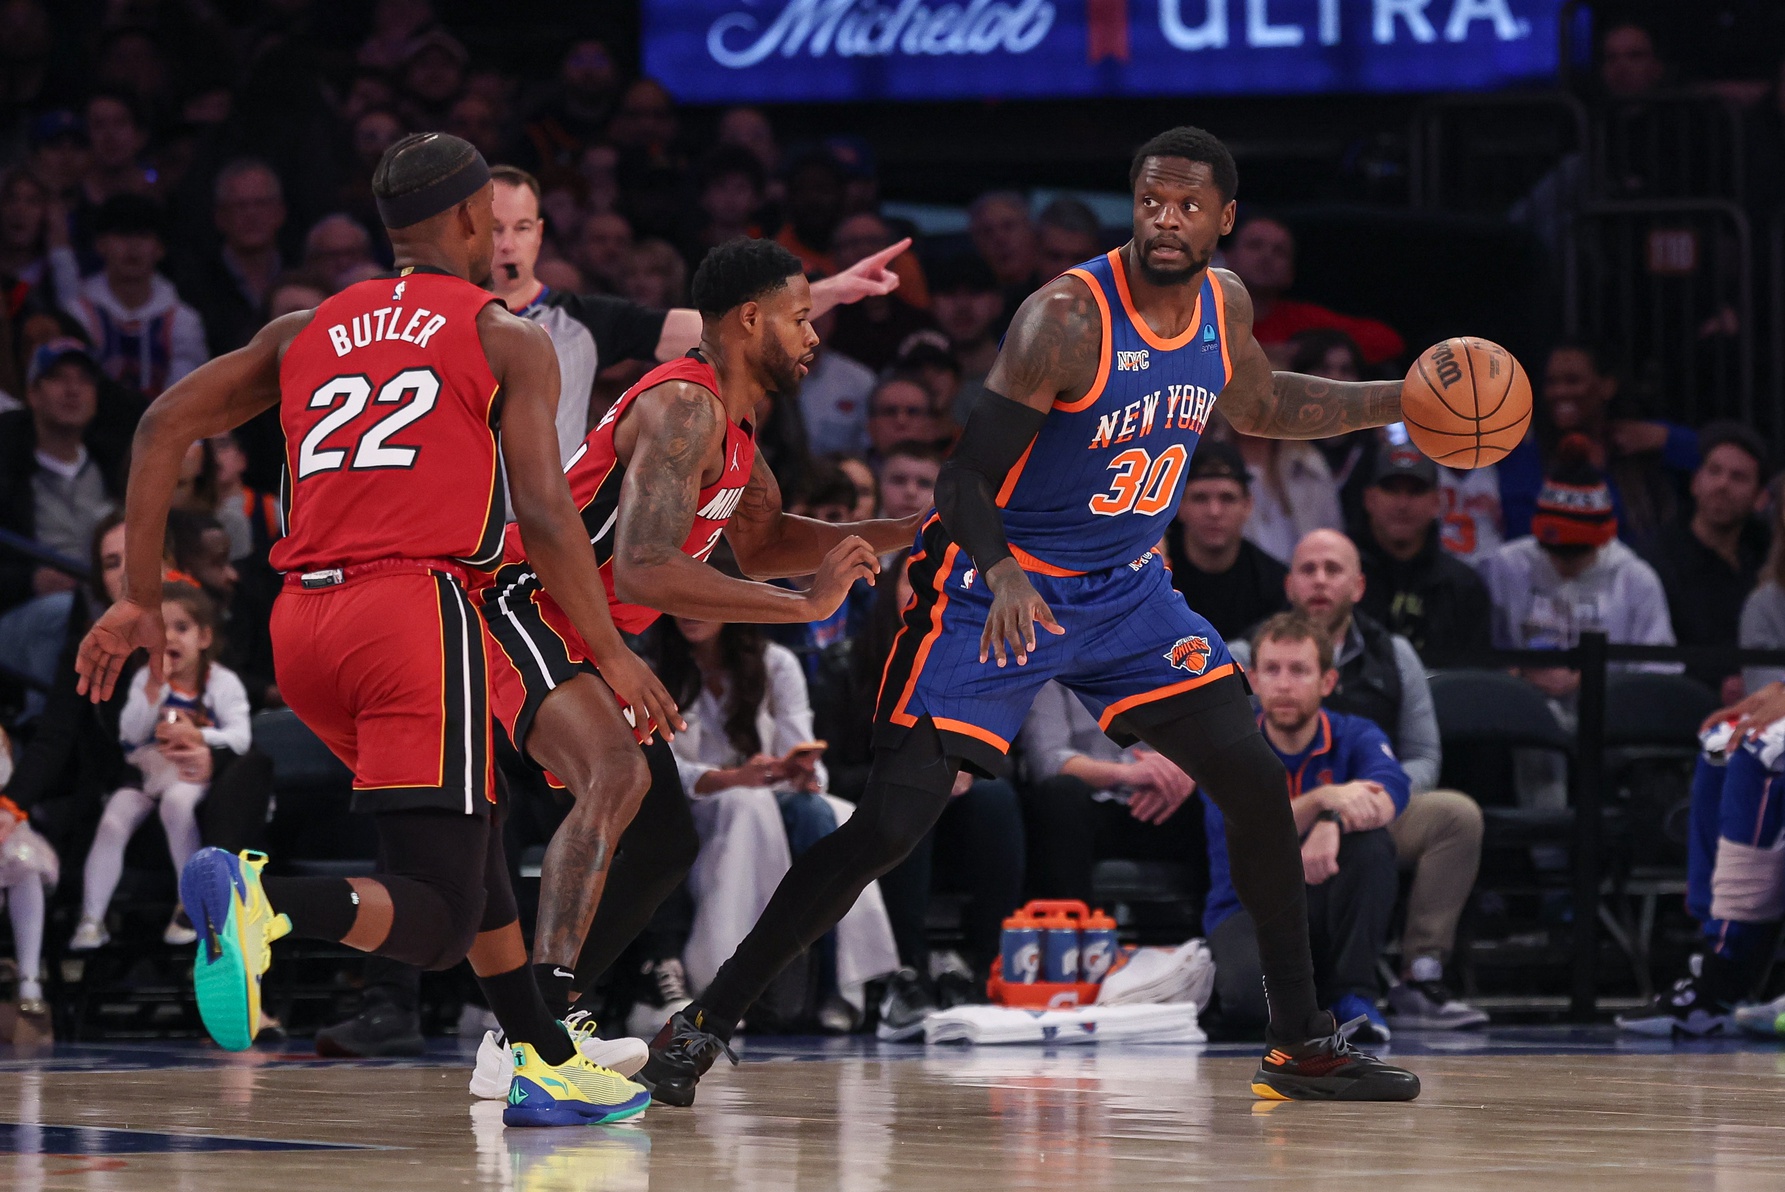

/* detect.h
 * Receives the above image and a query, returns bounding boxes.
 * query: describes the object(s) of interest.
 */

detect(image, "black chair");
[1429,668,1575,844]
[1599,672,1717,994]
[253,708,372,877]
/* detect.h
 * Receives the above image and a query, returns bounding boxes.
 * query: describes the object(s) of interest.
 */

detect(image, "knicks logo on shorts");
[1165,635,1212,674]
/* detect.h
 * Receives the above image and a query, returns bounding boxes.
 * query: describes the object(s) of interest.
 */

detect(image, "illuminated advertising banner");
[642,0,1565,103]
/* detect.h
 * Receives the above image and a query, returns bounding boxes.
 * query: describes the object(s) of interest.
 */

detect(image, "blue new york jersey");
[997,250,1232,574]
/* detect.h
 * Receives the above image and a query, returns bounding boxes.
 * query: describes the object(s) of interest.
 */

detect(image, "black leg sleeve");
[694,716,958,1034]
[1120,674,1321,1040]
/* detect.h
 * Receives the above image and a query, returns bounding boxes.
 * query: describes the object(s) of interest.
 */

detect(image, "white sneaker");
[163,910,198,947]
[1733,992,1785,1039]
[68,918,109,951]
[624,957,692,1039]
[468,1011,650,1099]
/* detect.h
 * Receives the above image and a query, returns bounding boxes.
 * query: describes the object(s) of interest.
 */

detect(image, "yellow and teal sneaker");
[503,1042,651,1127]
[180,848,291,1051]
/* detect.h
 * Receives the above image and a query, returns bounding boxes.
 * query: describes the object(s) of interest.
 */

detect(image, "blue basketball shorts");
[874,517,1239,776]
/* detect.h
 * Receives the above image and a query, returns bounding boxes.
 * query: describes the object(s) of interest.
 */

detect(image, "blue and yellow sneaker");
[504,1042,651,1127]
[180,848,291,1051]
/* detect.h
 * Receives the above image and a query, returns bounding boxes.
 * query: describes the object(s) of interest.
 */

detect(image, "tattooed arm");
[727,455,918,580]
[611,382,878,622]
[1214,269,1402,439]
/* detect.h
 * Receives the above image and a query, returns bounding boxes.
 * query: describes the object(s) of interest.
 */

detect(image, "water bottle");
[1079,910,1119,983]
[1000,912,1042,985]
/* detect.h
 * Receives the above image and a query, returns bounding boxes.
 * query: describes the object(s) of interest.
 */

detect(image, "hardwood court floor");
[3,1029,1784,1191]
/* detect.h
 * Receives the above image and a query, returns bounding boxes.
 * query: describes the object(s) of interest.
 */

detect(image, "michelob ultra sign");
[643,0,1564,102]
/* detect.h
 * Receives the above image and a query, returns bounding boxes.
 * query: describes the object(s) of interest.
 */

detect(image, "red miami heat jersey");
[497,352,755,634]
[271,268,505,575]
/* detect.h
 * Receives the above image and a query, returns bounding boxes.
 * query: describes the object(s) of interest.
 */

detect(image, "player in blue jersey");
[641,127,1420,1104]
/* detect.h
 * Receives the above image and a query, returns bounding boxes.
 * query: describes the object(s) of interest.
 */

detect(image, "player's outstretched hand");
[807,535,879,619]
[823,237,911,306]
[76,598,164,703]
[980,559,1065,668]
[602,646,685,744]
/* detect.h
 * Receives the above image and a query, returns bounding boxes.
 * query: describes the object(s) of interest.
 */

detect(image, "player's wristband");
[1316,809,1344,826]
[934,389,1046,573]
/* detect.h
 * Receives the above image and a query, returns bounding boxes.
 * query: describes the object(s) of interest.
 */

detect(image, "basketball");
[1400,337,1532,469]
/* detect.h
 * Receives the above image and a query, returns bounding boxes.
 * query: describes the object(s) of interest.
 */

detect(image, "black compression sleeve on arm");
[933,389,1048,572]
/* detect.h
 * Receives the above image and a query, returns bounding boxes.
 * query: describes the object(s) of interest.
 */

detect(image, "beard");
[759,336,807,398]
[1136,234,1212,288]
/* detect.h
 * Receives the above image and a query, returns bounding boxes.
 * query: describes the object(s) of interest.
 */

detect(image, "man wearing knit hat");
[1477,435,1676,807]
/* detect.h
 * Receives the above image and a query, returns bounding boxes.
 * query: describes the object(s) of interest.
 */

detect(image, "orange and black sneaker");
[1252,1014,1421,1102]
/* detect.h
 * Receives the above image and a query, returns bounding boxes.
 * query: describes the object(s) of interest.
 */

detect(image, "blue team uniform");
[875,250,1239,774]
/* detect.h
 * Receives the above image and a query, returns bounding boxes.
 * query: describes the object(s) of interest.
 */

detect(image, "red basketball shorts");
[271,561,496,815]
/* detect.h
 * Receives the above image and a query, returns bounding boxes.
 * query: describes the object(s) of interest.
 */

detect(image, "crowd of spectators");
[0,4,1781,1045]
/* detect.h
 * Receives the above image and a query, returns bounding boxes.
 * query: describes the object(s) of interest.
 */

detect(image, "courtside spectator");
[1033,197,1103,282]
[1356,445,1494,665]
[777,149,847,275]
[1238,531,1487,1028]
[876,441,942,522]
[54,194,205,399]
[798,309,877,457]
[1222,214,1404,366]
[1741,480,1785,695]
[1235,425,1342,565]
[1496,342,1694,548]
[1164,441,1289,641]
[574,210,632,295]
[928,253,1004,423]
[172,159,287,356]
[301,214,377,289]
[866,373,945,464]
[1017,679,1203,913]
[1206,614,1406,1041]
[968,190,1039,313]
[686,144,765,264]
[1643,422,1768,701]
[0,341,124,710]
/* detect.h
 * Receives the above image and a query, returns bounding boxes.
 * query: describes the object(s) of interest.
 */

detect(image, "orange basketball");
[1400,337,1532,470]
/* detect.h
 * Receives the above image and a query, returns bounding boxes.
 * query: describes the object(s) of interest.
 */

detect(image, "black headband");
[376,151,492,230]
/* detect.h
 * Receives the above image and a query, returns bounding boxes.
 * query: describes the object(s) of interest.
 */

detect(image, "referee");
[489,164,909,465]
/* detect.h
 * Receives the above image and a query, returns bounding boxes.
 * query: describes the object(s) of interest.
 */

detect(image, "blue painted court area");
[0,1123,370,1154]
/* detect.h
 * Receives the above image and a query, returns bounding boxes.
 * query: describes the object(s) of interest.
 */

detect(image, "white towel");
[1094,939,1215,1009]
[923,1002,1204,1046]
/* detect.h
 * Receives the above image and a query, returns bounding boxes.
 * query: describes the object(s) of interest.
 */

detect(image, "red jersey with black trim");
[270,268,506,575]
[497,352,755,634]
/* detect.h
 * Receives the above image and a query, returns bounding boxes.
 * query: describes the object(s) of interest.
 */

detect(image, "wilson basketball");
[1400,337,1532,470]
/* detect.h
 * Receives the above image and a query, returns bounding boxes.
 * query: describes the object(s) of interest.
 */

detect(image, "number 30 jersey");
[270,267,506,575]
[995,250,1232,574]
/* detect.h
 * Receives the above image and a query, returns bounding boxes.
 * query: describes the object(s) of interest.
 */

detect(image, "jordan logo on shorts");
[1165,635,1211,674]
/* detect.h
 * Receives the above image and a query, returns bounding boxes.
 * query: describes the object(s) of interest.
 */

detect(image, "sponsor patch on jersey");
[1165,634,1212,674]
[1201,324,1217,349]
[1114,349,1150,372]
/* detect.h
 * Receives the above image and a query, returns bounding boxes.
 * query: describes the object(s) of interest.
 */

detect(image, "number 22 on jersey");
[1088,444,1188,518]
[297,367,441,478]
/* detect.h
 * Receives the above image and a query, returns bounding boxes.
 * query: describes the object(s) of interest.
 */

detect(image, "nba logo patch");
[1165,635,1212,674]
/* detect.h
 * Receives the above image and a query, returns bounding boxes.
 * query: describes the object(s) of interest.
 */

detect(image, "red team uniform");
[477,353,755,752]
[270,267,506,814]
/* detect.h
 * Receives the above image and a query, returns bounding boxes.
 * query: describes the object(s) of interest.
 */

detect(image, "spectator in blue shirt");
[1204,612,1406,1042]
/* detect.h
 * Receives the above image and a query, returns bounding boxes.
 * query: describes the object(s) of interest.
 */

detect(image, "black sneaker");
[876,968,936,1041]
[1615,962,1735,1037]
[314,1003,425,1058]
[1251,1014,1421,1102]
[637,1008,737,1107]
